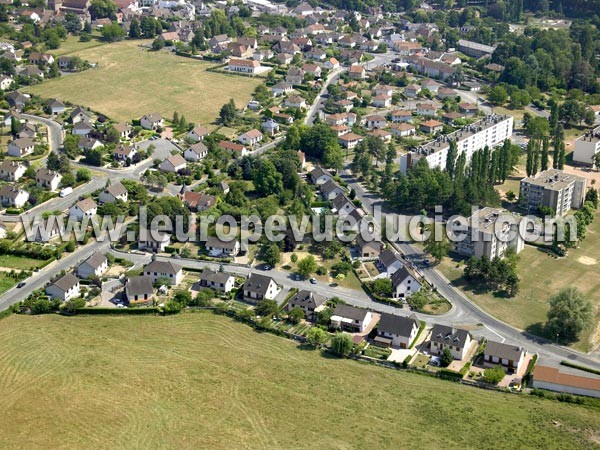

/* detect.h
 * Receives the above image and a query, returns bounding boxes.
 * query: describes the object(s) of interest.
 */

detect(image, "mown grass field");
[26,40,261,124]
[438,212,600,352]
[0,255,46,270]
[0,313,599,449]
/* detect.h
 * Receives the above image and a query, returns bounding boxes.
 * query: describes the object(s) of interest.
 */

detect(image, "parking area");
[137,138,180,160]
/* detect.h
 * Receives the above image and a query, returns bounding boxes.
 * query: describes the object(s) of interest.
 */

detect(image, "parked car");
[310,278,317,284]
[429,356,441,367]
[16,282,26,288]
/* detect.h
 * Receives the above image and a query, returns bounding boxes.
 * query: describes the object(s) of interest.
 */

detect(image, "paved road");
[340,169,600,368]
[305,67,345,125]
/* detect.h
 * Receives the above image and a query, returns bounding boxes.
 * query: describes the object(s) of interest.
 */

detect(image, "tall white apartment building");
[400,114,514,172]
[573,126,600,166]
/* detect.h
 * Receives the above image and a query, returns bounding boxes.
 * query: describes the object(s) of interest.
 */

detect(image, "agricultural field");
[25,40,261,125]
[437,212,600,352]
[0,313,598,449]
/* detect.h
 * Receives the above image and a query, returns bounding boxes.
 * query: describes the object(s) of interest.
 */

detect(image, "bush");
[331,332,353,356]
[483,365,506,384]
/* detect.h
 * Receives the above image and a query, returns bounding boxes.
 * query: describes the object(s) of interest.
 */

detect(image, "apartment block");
[400,114,513,173]
[573,126,600,166]
[519,169,587,217]
[455,207,524,260]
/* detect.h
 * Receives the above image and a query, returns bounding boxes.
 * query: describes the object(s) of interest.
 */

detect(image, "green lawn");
[52,33,106,56]
[26,40,261,124]
[0,273,17,295]
[0,255,46,270]
[437,213,600,352]
[0,313,598,449]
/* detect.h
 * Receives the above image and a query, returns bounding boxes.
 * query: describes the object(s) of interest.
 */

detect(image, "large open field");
[438,212,600,352]
[0,313,599,449]
[25,40,261,124]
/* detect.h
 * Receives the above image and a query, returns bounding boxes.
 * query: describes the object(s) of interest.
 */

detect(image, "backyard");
[26,40,261,124]
[0,313,598,449]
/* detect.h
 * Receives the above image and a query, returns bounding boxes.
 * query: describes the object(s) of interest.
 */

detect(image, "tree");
[260,243,280,267]
[173,290,192,306]
[593,153,600,172]
[297,255,317,278]
[162,300,182,315]
[255,299,279,317]
[89,0,117,19]
[101,23,125,42]
[424,225,450,263]
[307,327,328,347]
[128,17,141,38]
[253,160,283,196]
[76,168,91,182]
[370,278,392,297]
[440,347,453,367]
[152,36,164,51]
[331,332,353,356]
[219,99,236,125]
[546,287,593,343]
[488,85,508,106]
[288,307,305,324]
[483,365,506,384]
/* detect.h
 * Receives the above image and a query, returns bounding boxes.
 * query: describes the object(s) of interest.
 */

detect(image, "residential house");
[320,179,344,200]
[349,64,365,79]
[271,81,293,97]
[138,230,171,252]
[0,160,26,181]
[69,198,97,221]
[242,273,280,303]
[404,84,421,98]
[70,107,91,124]
[198,269,235,293]
[356,235,382,258]
[159,154,187,173]
[26,216,64,243]
[390,110,413,123]
[219,140,248,157]
[125,276,154,304]
[302,63,321,77]
[338,132,364,149]
[45,274,80,302]
[187,125,209,142]
[205,236,240,257]
[330,304,372,333]
[180,191,216,212]
[183,142,208,162]
[275,53,293,65]
[331,194,355,216]
[98,182,128,204]
[6,91,30,111]
[377,249,404,276]
[287,290,326,321]
[238,129,263,147]
[72,121,93,136]
[391,267,421,299]
[483,340,527,374]
[0,184,28,208]
[143,260,183,286]
[113,144,137,162]
[421,79,441,94]
[0,74,13,90]
[324,57,340,70]
[47,99,66,115]
[458,102,478,116]
[376,313,420,348]
[390,123,416,137]
[284,95,307,109]
[366,114,387,130]
[419,119,444,134]
[35,168,62,191]
[309,167,333,185]
[370,129,392,142]
[429,324,474,360]
[140,113,163,130]
[78,137,103,151]
[77,252,108,279]
[416,103,438,117]
[372,95,391,108]
[7,138,34,157]
[29,52,54,65]
[437,87,457,99]
[261,119,280,136]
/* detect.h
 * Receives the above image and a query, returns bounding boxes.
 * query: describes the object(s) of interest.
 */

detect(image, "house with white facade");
[143,260,183,286]
[45,273,80,302]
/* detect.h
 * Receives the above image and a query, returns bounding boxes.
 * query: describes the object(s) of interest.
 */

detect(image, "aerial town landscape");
[0,0,599,447]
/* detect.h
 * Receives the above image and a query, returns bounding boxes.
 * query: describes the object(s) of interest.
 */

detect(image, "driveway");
[137,138,180,160]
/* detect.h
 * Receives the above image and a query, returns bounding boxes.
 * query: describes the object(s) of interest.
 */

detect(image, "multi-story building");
[400,114,513,173]
[573,126,600,166]
[455,207,524,260]
[519,169,587,217]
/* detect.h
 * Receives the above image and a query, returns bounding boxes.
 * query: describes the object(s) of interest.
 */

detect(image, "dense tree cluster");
[384,140,519,215]
[463,250,520,297]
